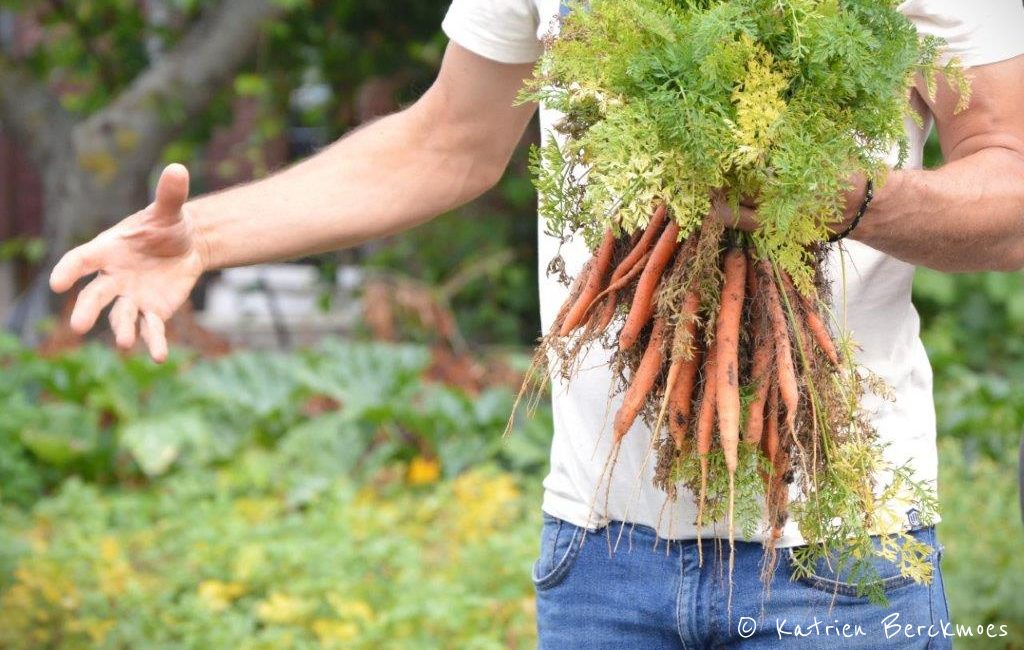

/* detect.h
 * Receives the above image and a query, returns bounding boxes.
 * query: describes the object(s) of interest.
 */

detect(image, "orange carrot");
[611,204,667,283]
[764,378,789,543]
[768,441,791,541]
[591,295,619,334]
[619,222,681,350]
[780,273,839,366]
[613,316,668,442]
[668,347,702,449]
[746,255,758,298]
[759,261,799,434]
[559,229,617,337]
[716,248,747,473]
[581,250,652,322]
[763,382,780,466]
[758,380,780,492]
[798,292,840,365]
[696,341,718,459]
[695,339,718,551]
[744,307,774,446]
[666,289,703,448]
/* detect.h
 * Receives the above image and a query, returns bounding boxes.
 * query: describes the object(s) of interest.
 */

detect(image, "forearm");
[188,106,498,270]
[853,148,1024,272]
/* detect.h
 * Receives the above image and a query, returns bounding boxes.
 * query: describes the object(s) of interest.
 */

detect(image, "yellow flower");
[326,593,374,622]
[97,536,133,598]
[11,561,78,608]
[27,518,52,553]
[255,592,311,625]
[451,471,521,542]
[311,619,359,647]
[68,617,116,644]
[197,580,246,613]
[407,456,441,485]
[234,497,281,523]
[232,544,267,582]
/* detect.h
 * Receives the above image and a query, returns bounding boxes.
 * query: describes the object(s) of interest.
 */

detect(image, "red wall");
[0,129,43,242]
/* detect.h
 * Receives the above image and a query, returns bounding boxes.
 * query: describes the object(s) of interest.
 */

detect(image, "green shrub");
[0,336,551,509]
[939,437,1024,649]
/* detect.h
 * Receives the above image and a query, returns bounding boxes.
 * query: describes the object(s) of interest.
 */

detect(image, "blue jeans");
[534,513,952,649]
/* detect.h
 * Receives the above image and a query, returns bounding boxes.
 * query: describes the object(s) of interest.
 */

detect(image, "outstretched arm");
[50,43,537,361]
[191,44,536,268]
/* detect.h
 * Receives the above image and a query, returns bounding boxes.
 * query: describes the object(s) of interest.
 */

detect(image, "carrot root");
[559,229,617,337]
[619,222,681,350]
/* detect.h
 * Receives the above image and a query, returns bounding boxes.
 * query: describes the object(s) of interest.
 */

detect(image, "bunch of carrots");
[510,0,957,604]
[540,202,847,560]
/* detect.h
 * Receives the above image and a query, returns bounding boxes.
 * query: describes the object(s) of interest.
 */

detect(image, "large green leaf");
[119,410,213,477]
[297,341,430,420]
[187,351,308,420]
[17,403,99,468]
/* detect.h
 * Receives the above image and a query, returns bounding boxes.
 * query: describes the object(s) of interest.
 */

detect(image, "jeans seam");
[675,546,687,649]
[929,542,951,649]
[795,570,916,597]
[785,527,932,599]
[533,522,583,590]
[927,550,936,650]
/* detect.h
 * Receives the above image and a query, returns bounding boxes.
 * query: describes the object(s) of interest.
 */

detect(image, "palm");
[50,164,205,362]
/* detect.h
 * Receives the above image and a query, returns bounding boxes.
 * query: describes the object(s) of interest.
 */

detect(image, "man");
[50,0,1024,647]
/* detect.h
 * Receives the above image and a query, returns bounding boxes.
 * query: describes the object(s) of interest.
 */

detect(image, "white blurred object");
[198,263,365,348]
[206,265,320,317]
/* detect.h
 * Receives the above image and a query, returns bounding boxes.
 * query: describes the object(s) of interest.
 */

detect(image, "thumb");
[152,163,190,224]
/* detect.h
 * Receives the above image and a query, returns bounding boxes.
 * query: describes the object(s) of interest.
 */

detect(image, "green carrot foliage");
[521,0,966,291]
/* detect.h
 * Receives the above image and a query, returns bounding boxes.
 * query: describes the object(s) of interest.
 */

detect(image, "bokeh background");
[0,2,1022,648]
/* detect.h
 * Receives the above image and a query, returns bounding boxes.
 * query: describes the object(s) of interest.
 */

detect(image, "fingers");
[78,292,168,363]
[69,275,120,335]
[50,241,102,294]
[152,163,190,225]
[139,311,168,363]
[109,296,139,350]
[710,194,760,232]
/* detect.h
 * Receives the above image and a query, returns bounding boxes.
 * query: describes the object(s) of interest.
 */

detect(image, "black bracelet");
[828,178,874,244]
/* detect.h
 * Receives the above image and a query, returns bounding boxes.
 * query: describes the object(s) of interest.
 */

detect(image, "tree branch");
[89,0,285,163]
[0,56,76,169]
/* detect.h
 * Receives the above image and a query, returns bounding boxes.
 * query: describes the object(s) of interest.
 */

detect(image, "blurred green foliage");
[0,336,550,648]
[0,465,539,649]
[939,438,1024,649]
[0,323,1021,648]
[0,335,551,509]
[0,0,449,125]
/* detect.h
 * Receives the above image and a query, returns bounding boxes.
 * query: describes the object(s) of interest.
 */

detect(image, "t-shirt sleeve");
[902,0,1024,67]
[441,0,544,64]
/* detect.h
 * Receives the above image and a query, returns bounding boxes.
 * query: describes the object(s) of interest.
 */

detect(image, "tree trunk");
[1,0,285,339]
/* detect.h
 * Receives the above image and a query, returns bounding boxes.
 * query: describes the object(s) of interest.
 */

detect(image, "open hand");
[49,164,207,362]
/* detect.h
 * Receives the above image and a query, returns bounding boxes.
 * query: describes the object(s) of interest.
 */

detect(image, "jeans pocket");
[787,527,937,600]
[532,513,585,591]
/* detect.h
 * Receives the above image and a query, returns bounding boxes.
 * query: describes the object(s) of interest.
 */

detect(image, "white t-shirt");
[443,0,1024,546]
